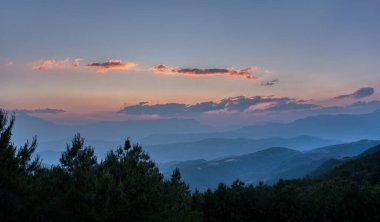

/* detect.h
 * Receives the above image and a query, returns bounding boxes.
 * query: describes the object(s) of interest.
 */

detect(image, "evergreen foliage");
[1,110,380,221]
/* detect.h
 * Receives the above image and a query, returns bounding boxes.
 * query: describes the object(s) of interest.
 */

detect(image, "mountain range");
[162,140,380,190]
[145,135,340,162]
[141,109,380,144]
[9,110,380,182]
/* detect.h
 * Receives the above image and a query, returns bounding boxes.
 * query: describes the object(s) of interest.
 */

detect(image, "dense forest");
[1,110,380,222]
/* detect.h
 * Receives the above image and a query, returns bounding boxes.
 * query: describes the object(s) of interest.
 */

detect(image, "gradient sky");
[1,0,380,123]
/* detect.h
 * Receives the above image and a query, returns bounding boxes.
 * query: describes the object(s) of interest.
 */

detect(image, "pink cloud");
[151,64,270,79]
[73,58,81,67]
[86,60,138,73]
[32,58,81,70]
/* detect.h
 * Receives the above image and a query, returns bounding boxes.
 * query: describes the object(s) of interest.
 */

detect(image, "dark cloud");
[118,96,316,115]
[152,64,270,79]
[261,79,279,86]
[86,60,137,73]
[15,108,66,114]
[334,87,374,100]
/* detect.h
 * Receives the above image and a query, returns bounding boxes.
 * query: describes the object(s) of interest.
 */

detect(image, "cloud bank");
[152,64,269,79]
[119,96,318,116]
[86,60,137,73]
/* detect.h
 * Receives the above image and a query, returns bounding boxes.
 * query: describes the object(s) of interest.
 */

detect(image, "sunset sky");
[1,0,380,124]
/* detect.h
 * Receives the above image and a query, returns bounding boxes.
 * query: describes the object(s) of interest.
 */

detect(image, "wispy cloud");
[152,64,269,79]
[32,58,81,70]
[86,60,138,73]
[261,79,279,86]
[14,108,66,114]
[334,87,374,100]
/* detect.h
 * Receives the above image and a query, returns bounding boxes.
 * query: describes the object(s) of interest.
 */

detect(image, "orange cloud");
[152,64,269,79]
[86,60,138,73]
[32,58,80,70]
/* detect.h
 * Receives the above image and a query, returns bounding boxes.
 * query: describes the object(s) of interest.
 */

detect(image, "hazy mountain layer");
[165,140,380,190]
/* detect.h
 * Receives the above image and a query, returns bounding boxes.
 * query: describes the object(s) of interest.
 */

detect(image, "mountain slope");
[320,144,380,183]
[260,140,380,183]
[309,158,348,178]
[173,147,300,190]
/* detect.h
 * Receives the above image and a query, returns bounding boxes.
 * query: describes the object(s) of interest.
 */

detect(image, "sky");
[1,0,380,125]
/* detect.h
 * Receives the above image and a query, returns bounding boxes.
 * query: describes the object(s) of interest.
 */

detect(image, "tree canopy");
[1,110,380,222]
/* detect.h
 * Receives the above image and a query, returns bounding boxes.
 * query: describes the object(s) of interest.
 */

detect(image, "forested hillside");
[1,110,380,222]
[163,140,380,189]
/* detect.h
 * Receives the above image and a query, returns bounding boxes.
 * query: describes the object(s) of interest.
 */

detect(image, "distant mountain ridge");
[142,109,380,144]
[145,135,340,162]
[37,135,338,164]
[236,109,380,141]
[13,109,380,147]
[12,112,214,149]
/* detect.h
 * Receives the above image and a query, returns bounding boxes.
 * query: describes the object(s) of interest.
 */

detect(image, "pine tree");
[0,110,40,221]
